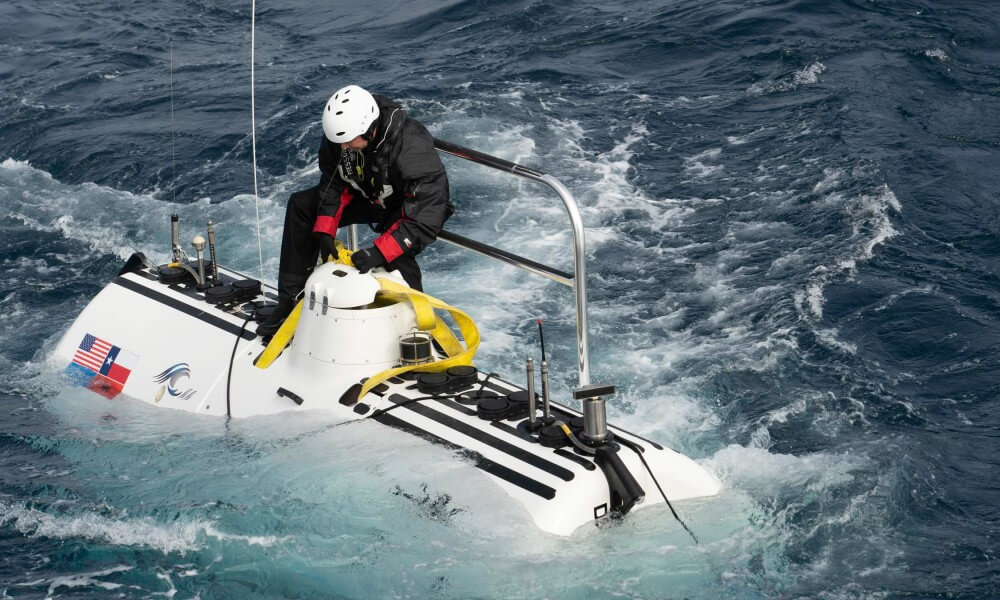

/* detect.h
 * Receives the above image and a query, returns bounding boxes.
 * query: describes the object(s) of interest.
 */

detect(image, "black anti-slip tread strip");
[373,412,556,500]
[112,276,256,340]
[554,448,598,471]
[434,397,478,417]
[478,377,664,451]
[387,394,575,482]
[483,421,596,471]
[427,396,597,473]
[489,420,523,437]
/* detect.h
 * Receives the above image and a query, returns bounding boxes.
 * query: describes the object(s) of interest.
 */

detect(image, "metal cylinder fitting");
[400,332,433,366]
[171,213,181,262]
[573,383,616,444]
[581,397,609,442]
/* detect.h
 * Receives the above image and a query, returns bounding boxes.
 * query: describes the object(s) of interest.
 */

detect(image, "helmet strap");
[361,122,378,143]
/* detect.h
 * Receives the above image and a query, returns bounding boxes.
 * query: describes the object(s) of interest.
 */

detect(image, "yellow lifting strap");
[254,298,304,369]
[255,244,480,402]
[254,243,356,370]
[361,277,479,399]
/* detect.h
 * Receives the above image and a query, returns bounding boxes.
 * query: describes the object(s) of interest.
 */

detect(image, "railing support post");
[432,139,592,387]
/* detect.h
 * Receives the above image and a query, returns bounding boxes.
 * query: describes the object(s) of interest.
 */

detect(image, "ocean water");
[2,0,999,598]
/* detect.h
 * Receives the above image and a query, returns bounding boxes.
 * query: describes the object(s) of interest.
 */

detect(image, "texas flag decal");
[66,333,139,399]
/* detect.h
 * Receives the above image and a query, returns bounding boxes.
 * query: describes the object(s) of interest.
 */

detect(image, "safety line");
[250,0,265,280]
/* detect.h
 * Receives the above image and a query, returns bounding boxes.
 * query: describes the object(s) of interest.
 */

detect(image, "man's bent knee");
[287,187,320,218]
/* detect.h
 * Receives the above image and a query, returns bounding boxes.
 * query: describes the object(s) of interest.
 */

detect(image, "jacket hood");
[371,95,406,154]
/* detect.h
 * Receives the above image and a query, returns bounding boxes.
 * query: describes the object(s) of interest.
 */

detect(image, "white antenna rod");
[250,0,265,280]
[169,37,176,205]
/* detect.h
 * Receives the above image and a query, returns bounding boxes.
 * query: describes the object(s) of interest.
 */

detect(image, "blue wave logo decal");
[152,363,197,401]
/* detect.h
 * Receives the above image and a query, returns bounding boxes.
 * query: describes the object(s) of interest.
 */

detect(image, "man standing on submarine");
[257,84,453,337]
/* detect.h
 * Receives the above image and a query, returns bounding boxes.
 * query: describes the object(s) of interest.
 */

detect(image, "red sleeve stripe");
[312,188,353,236]
[374,220,405,262]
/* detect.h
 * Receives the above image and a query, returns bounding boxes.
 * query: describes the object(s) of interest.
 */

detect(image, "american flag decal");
[73,334,112,373]
[66,333,139,399]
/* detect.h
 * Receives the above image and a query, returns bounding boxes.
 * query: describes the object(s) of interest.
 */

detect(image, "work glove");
[351,246,386,274]
[316,233,338,263]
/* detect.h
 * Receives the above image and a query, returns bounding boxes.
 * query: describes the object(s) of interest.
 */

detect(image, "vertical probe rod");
[526,357,538,428]
[537,319,546,363]
[540,360,552,422]
[207,220,219,284]
[192,236,207,287]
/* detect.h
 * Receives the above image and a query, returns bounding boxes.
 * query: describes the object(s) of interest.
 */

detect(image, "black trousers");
[278,186,423,294]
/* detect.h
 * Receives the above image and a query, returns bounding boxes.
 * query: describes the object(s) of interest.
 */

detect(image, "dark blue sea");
[2,0,999,597]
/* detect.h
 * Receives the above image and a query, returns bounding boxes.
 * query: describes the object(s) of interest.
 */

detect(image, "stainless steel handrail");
[433,138,591,386]
[436,229,574,287]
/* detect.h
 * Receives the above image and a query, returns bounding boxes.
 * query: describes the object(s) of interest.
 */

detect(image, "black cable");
[226,315,253,418]
[473,371,497,397]
[616,436,699,544]
[366,394,440,419]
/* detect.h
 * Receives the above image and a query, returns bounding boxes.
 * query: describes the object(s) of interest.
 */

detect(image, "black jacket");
[312,95,453,262]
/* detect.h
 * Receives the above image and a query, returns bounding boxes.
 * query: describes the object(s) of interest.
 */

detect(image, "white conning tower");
[291,263,417,370]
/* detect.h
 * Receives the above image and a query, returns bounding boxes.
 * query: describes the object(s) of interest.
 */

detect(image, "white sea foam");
[748,62,827,96]
[923,48,948,62]
[684,147,725,178]
[795,184,901,320]
[872,284,937,312]
[0,157,284,277]
[708,444,865,492]
[0,500,204,553]
[813,167,844,193]
[793,62,827,85]
[14,565,133,600]
[816,328,858,354]
[202,524,288,547]
[0,498,290,557]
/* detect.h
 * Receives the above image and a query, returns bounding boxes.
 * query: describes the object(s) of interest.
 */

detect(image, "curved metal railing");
[432,138,592,387]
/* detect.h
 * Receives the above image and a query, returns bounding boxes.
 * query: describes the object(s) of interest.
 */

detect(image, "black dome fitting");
[537,424,569,448]
[157,265,190,285]
[506,390,534,405]
[476,396,511,421]
[416,372,451,395]
[204,284,236,305]
[232,279,262,301]
[446,365,478,389]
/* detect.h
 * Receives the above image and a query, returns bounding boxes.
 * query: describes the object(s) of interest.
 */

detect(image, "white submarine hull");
[52,258,721,536]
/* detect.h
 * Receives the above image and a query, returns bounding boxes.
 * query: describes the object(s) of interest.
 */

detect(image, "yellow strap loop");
[357,277,479,399]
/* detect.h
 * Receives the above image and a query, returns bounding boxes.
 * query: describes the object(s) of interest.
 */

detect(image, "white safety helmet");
[321,85,380,144]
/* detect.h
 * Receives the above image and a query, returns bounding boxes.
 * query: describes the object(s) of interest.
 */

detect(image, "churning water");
[1,0,999,598]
